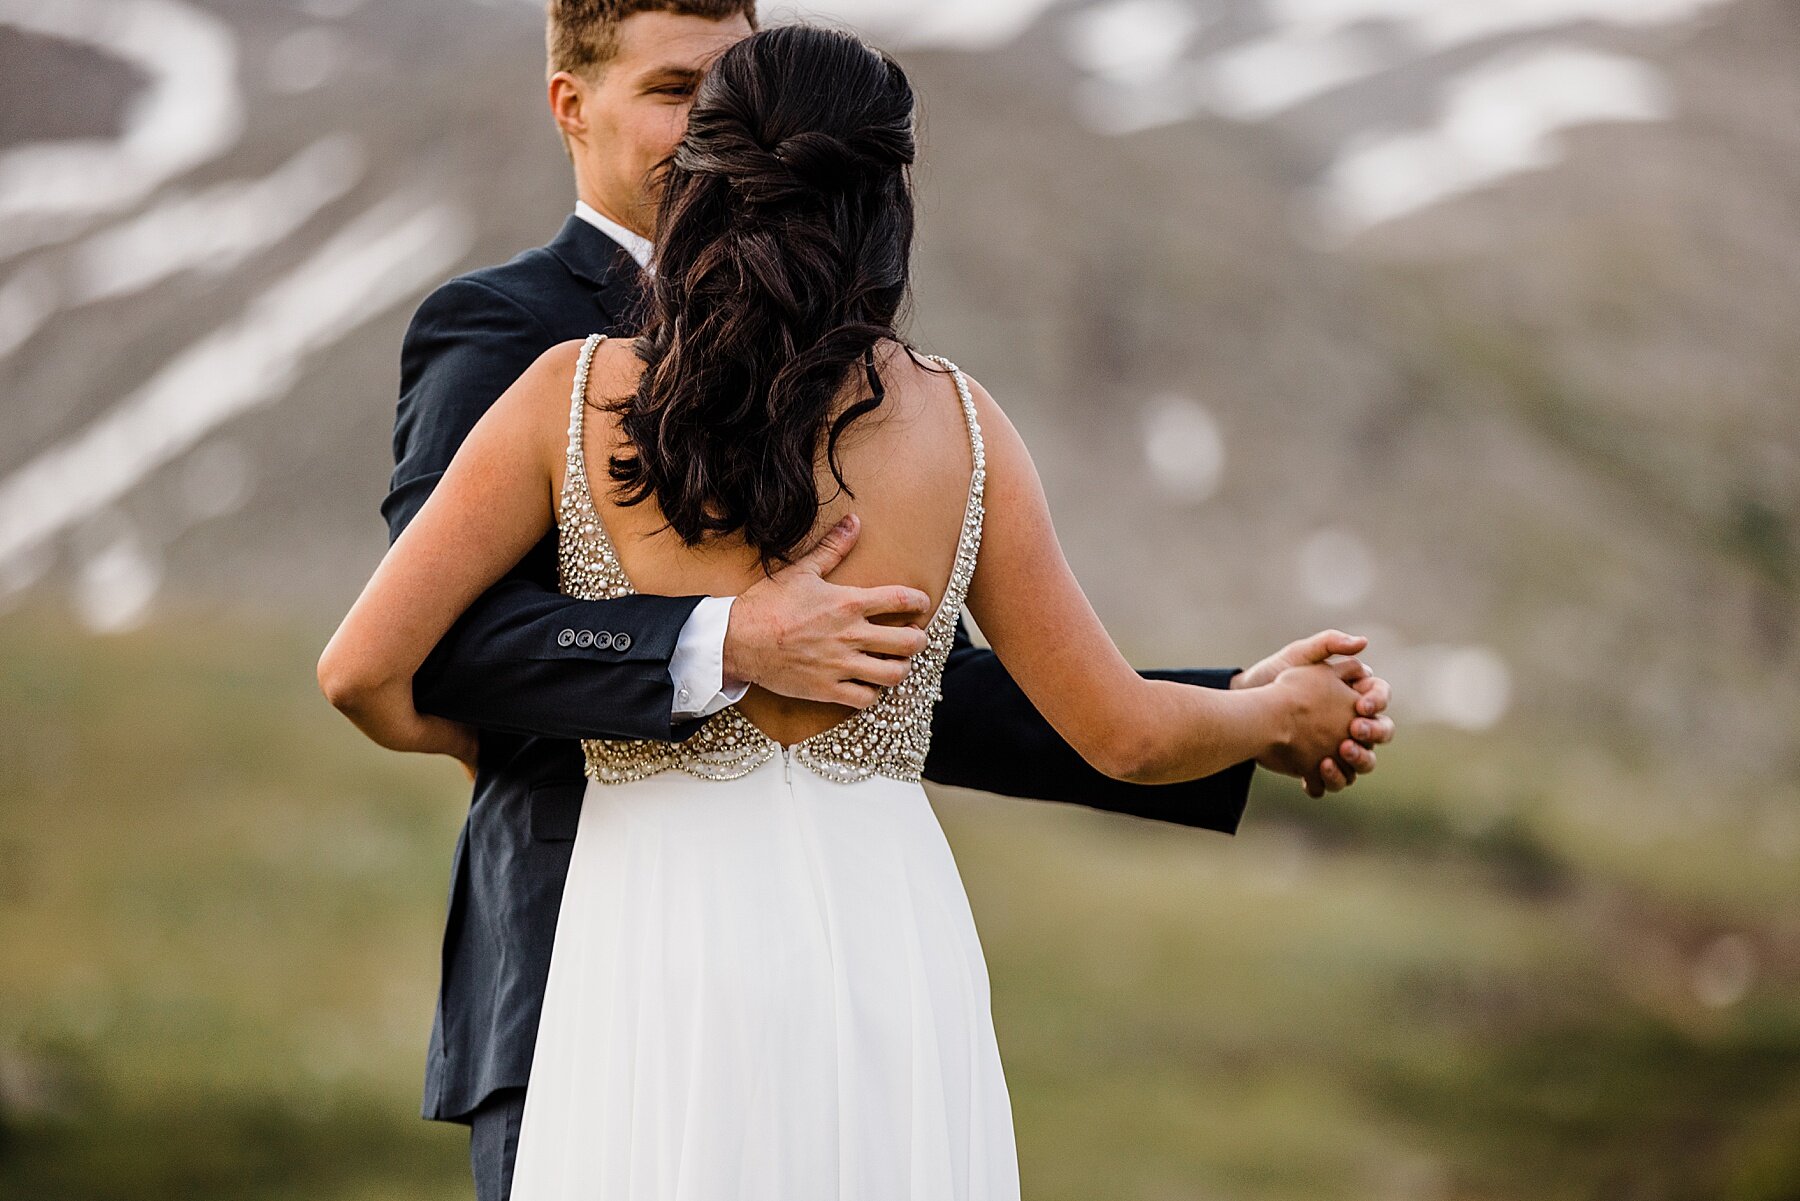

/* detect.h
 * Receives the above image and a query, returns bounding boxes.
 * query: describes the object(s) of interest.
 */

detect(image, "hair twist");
[604,24,942,571]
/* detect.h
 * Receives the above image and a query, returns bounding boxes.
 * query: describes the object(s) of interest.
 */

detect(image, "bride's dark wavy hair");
[603,23,936,570]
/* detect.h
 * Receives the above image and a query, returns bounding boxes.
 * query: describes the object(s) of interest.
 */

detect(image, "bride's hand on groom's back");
[722,513,933,709]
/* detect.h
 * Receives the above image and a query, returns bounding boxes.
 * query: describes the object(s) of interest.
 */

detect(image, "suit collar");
[546,212,647,327]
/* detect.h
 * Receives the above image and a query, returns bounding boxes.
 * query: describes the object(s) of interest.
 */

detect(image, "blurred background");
[2,0,1797,1197]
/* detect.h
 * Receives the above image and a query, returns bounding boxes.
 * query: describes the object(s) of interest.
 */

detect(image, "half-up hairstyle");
[603,23,933,571]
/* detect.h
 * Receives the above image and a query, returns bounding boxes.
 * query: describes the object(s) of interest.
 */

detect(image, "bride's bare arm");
[962,374,1348,785]
[317,340,578,756]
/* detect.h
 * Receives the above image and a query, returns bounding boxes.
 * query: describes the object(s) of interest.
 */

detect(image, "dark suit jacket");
[385,213,1258,1125]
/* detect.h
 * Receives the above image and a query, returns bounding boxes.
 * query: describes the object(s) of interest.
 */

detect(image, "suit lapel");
[545,212,649,331]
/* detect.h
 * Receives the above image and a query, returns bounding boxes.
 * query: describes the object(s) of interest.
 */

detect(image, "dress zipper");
[781,744,792,784]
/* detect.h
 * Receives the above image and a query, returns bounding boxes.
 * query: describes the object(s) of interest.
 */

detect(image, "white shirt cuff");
[670,595,749,719]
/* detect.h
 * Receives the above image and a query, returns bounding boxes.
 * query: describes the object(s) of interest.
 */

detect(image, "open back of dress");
[505,331,1020,1200]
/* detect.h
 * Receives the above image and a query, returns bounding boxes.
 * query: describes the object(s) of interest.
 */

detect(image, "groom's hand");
[723,514,933,709]
[1236,630,1394,797]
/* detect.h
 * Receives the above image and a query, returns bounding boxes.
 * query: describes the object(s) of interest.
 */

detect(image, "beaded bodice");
[555,332,986,786]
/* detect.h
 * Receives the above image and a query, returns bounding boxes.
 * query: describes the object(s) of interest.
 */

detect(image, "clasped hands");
[1230,631,1392,798]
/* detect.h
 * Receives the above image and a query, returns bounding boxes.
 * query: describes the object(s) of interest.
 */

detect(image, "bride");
[318,23,1365,1199]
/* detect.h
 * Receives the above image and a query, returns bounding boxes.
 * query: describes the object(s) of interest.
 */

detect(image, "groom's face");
[555,11,753,238]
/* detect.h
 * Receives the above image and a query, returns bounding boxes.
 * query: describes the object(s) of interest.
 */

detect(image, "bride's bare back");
[562,334,977,747]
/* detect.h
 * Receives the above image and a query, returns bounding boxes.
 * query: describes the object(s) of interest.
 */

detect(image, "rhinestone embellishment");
[555,332,986,786]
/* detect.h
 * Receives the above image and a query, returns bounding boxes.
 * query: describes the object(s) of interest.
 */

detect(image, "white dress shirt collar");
[573,199,653,270]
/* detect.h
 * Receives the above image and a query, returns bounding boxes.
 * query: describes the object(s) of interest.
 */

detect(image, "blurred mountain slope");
[0,0,1794,798]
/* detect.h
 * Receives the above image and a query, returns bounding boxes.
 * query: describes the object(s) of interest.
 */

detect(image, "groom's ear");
[548,69,595,144]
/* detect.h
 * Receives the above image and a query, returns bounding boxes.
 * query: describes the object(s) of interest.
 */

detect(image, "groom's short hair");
[546,0,760,79]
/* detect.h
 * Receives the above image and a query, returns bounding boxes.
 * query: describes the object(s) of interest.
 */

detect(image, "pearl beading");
[555,332,986,785]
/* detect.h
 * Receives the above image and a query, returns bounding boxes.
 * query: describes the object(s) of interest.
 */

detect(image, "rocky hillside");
[1,0,1795,801]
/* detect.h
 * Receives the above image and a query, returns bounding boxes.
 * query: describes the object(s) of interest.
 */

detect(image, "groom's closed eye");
[641,68,700,99]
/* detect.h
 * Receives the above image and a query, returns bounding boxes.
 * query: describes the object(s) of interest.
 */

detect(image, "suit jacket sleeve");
[384,275,706,743]
[922,617,1256,834]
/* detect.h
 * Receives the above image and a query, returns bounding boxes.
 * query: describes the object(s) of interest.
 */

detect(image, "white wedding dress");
[506,333,1021,1200]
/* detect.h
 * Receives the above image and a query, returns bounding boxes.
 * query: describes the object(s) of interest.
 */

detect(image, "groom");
[386,3,1395,1197]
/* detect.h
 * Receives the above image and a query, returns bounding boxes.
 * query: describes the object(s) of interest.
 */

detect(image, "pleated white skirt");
[506,751,1021,1200]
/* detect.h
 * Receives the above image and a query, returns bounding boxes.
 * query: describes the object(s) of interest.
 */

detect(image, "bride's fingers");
[1319,756,1353,791]
[1331,657,1369,683]
[1340,740,1377,773]
[1352,675,1390,715]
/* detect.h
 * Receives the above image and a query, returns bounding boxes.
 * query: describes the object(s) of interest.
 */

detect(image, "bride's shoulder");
[527,332,638,386]
[510,334,643,418]
[885,343,1007,428]
[480,336,640,466]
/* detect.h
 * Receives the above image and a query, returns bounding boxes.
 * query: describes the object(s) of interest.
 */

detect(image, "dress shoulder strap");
[567,332,608,471]
[957,364,985,508]
[925,355,983,519]
[917,354,985,624]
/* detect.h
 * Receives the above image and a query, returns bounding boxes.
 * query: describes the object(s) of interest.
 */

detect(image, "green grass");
[2,604,1796,1199]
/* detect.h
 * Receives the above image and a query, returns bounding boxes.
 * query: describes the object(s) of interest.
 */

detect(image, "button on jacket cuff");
[669,595,748,720]
[553,626,634,652]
